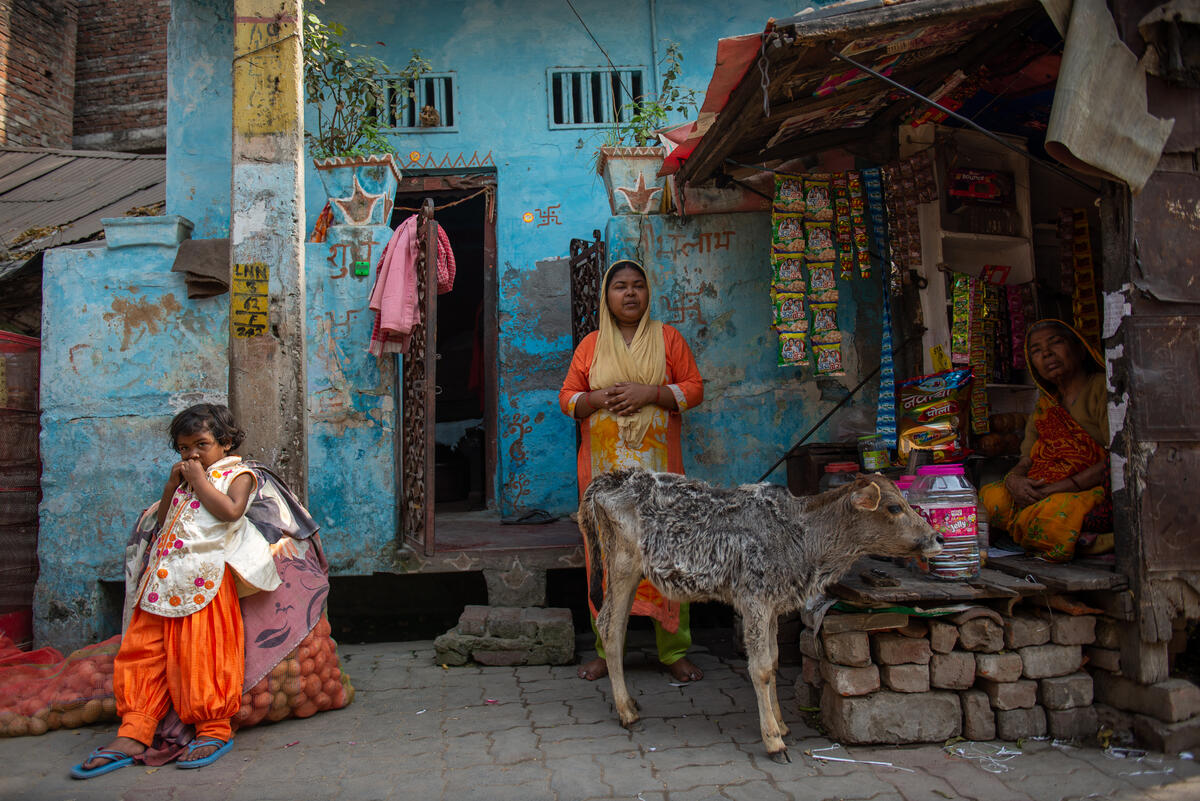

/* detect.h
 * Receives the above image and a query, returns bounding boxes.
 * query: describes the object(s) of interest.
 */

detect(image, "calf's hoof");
[768,748,791,765]
[619,716,643,732]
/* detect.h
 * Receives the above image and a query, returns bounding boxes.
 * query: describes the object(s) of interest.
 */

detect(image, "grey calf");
[579,469,942,762]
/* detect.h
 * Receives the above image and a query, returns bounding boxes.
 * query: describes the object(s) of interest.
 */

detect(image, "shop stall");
[662,0,1200,750]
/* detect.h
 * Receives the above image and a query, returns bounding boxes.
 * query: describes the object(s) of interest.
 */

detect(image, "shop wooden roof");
[673,0,1045,186]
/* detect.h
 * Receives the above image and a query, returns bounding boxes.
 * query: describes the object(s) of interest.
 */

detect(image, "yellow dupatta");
[589,260,666,448]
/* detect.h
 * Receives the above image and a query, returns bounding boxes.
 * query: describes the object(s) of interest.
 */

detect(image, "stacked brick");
[1086,614,1200,752]
[73,0,168,152]
[0,0,79,148]
[798,608,1106,745]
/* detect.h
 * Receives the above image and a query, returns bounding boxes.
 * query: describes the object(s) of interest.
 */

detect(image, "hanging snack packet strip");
[1007,283,1030,370]
[950,274,971,365]
[778,332,810,367]
[877,290,897,449]
[772,252,807,293]
[967,278,990,435]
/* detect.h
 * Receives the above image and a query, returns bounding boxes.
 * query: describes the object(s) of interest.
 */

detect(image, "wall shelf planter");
[101,215,194,249]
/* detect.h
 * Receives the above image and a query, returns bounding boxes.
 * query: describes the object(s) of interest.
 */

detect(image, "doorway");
[392,173,498,553]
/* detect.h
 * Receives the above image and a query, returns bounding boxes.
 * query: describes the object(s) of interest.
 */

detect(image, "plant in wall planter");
[303,9,429,226]
[595,43,699,216]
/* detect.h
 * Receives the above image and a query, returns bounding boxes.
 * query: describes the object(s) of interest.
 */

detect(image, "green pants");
[591,602,691,665]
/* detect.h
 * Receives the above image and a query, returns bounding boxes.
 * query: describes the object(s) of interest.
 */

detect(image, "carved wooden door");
[401,199,438,555]
[569,229,605,347]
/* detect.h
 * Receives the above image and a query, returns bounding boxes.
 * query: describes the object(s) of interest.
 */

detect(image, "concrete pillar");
[230,0,307,496]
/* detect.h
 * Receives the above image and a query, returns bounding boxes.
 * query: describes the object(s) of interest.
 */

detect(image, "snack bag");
[813,342,844,375]
[805,222,836,261]
[896,369,973,465]
[772,214,806,251]
[803,178,833,221]
[773,292,808,331]
[771,253,807,293]
[778,332,810,367]
[808,262,837,292]
[774,173,806,213]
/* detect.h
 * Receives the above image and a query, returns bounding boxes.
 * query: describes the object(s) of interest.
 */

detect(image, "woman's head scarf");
[1024,319,1103,398]
[589,259,666,448]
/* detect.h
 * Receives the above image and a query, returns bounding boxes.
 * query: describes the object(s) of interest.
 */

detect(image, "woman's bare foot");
[665,656,704,682]
[577,657,608,681]
[81,736,145,770]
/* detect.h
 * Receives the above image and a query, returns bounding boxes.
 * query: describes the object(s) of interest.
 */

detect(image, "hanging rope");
[394,186,492,216]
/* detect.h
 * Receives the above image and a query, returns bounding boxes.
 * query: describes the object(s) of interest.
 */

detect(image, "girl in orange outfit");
[72,404,280,777]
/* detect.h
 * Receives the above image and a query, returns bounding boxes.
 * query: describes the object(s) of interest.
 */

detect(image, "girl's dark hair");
[604,259,647,293]
[169,403,246,451]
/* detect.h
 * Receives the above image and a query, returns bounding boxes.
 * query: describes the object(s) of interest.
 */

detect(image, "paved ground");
[2,634,1198,801]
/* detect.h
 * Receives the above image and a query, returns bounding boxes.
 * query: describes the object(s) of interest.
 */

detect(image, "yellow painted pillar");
[230,0,307,497]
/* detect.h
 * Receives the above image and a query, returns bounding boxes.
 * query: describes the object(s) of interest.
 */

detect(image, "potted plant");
[303,10,430,226]
[595,43,699,216]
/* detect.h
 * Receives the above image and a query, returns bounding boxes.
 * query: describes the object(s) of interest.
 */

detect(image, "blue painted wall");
[37,239,229,649]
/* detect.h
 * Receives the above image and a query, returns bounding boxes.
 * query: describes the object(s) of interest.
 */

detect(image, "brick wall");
[72,0,168,152]
[0,1,79,149]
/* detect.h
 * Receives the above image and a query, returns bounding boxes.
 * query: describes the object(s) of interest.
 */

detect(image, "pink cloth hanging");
[368,215,456,356]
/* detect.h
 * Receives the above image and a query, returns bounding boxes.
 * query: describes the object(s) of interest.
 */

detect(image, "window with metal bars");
[379,72,456,130]
[547,67,646,129]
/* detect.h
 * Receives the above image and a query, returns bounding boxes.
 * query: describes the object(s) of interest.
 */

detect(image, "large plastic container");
[819,461,859,493]
[908,464,980,580]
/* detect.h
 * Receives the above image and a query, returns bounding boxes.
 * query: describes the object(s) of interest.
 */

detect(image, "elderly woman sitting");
[980,320,1111,562]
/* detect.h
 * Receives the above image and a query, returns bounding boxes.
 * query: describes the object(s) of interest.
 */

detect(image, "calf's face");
[846,477,943,558]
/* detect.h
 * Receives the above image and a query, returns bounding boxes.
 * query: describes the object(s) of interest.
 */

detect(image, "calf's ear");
[850,482,881,511]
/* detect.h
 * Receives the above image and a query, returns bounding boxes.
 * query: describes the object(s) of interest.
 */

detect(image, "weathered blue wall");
[606,213,883,488]
[36,238,229,649]
[309,0,786,517]
[305,225,398,574]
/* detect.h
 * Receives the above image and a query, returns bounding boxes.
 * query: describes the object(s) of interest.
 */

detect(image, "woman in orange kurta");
[559,259,704,683]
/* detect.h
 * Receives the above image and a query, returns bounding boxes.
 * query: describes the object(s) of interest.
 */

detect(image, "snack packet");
[896,369,973,465]
[778,332,810,367]
[774,173,806,213]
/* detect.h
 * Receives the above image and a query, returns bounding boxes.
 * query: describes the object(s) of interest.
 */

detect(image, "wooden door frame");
[395,171,499,554]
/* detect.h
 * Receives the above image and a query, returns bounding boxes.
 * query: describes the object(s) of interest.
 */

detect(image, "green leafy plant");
[608,42,700,148]
[302,12,430,158]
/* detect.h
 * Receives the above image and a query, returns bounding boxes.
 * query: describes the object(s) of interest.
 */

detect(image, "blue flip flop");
[176,736,234,769]
[70,747,136,779]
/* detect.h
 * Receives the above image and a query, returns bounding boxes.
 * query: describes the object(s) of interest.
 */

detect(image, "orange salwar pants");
[114,567,244,745]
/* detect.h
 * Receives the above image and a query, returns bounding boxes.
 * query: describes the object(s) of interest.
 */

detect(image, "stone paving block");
[1047,705,1100,740]
[1019,643,1083,679]
[995,704,1047,740]
[1132,712,1200,754]
[1085,645,1122,674]
[880,662,930,693]
[459,604,489,636]
[958,618,1005,652]
[821,685,961,744]
[929,619,959,653]
[1004,614,1051,649]
[975,651,1023,683]
[1094,615,1123,649]
[1039,672,1094,710]
[822,629,871,667]
[871,632,931,665]
[962,688,997,741]
[897,619,929,638]
[979,677,1038,710]
[930,650,975,690]
[1093,673,1200,723]
[820,659,881,696]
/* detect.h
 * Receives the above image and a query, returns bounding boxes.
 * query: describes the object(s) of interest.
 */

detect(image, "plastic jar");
[857,434,889,471]
[893,475,916,499]
[819,461,859,493]
[908,464,980,580]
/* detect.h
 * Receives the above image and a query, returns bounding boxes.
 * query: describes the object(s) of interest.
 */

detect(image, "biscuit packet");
[772,292,808,331]
[771,253,807,293]
[803,178,833,221]
[813,342,844,375]
[804,222,836,261]
[772,214,806,251]
[773,172,806,213]
[778,332,810,367]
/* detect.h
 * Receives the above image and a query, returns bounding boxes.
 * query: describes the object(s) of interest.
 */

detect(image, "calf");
[579,468,941,763]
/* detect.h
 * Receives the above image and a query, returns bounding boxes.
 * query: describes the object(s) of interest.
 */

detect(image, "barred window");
[380,72,456,130]
[547,67,646,129]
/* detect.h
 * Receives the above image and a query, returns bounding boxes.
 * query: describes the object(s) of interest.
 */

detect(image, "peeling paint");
[1108,390,1129,447]
[102,292,183,351]
[1102,283,1131,339]
[1111,452,1126,492]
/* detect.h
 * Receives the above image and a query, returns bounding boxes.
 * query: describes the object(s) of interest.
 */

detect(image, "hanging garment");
[368,215,456,356]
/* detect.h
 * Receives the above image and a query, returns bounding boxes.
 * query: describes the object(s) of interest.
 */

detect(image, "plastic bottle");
[907,464,980,580]
[819,461,859,493]
[857,434,889,471]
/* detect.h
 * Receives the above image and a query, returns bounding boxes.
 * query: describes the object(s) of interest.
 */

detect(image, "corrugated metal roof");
[0,145,166,264]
